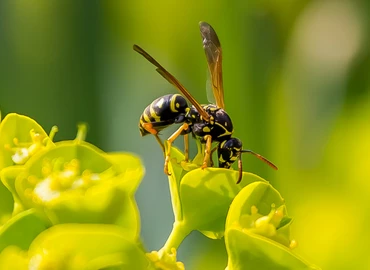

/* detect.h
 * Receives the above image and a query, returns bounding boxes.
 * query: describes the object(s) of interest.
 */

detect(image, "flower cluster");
[157,146,320,269]
[0,113,149,269]
[0,112,320,269]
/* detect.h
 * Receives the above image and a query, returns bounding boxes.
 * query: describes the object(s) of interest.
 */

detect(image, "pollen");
[28,156,109,204]
[27,175,38,186]
[24,188,33,198]
[290,239,298,249]
[4,128,55,165]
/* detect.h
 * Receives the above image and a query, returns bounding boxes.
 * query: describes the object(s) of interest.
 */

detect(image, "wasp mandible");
[134,22,277,183]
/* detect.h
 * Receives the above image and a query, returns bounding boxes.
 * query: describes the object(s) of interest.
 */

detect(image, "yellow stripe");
[170,94,179,112]
[143,111,151,122]
[149,105,161,122]
[215,122,232,137]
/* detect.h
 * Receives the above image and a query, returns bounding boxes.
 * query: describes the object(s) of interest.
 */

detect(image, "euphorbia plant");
[0,112,320,269]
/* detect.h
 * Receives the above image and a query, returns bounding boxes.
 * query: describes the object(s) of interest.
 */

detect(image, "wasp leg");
[154,134,165,155]
[209,143,219,167]
[201,135,212,169]
[142,122,167,154]
[237,155,243,184]
[164,123,189,175]
[184,134,189,162]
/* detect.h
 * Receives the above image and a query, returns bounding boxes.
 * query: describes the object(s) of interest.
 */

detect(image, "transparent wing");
[133,44,210,122]
[206,68,216,105]
[199,21,225,109]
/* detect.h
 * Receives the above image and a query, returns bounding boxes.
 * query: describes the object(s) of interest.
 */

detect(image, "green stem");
[159,221,191,255]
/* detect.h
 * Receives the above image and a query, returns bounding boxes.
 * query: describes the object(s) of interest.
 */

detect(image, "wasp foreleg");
[184,134,189,162]
[237,154,243,184]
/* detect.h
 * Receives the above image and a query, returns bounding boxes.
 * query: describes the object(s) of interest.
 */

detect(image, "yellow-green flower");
[0,113,57,170]
[0,113,57,225]
[0,224,151,270]
[12,140,144,239]
[225,182,320,270]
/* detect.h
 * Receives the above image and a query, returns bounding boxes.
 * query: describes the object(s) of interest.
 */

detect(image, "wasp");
[134,22,277,183]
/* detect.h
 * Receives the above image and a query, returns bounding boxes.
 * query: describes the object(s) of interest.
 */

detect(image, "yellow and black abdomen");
[139,94,188,136]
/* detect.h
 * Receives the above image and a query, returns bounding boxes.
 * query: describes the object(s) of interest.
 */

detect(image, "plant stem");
[159,221,191,255]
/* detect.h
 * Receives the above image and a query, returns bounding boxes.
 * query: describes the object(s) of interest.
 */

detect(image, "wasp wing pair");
[134,22,223,121]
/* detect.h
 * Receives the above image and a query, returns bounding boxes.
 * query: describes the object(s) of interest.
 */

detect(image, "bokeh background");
[0,1,369,269]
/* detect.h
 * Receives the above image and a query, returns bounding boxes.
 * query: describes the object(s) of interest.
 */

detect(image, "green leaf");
[27,224,150,270]
[180,168,267,238]
[0,209,50,253]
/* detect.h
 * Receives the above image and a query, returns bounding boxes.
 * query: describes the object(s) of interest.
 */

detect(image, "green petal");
[180,168,267,238]
[0,113,51,170]
[226,228,321,270]
[105,152,145,194]
[28,224,150,270]
[0,209,50,253]
[30,141,113,177]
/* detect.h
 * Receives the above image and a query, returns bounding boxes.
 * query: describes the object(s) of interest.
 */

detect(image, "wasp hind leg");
[154,134,165,154]
[164,123,189,175]
[142,122,167,154]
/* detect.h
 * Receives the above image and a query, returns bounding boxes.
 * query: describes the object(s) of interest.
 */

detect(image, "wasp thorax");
[217,138,243,168]
[188,104,234,143]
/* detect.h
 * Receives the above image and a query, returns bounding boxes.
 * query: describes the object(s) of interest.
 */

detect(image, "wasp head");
[217,138,242,168]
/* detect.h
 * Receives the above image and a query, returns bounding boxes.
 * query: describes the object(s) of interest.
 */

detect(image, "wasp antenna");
[240,150,278,170]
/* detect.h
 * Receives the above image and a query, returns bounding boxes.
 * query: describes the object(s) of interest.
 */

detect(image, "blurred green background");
[0,1,369,269]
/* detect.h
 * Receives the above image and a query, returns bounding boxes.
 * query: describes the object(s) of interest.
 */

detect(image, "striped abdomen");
[139,94,188,136]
